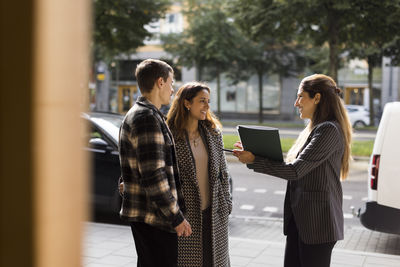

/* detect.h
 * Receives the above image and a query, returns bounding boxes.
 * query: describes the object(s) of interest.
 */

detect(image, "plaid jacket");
[118,96,185,232]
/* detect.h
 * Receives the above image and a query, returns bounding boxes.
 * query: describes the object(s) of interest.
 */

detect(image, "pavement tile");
[83,247,113,258]
[86,263,120,267]
[230,247,263,258]
[91,255,134,266]
[364,255,400,266]
[258,247,285,257]
[111,246,136,257]
[246,263,279,267]
[87,240,131,251]
[331,251,365,266]
[83,221,400,267]
[251,254,283,265]
[230,255,253,266]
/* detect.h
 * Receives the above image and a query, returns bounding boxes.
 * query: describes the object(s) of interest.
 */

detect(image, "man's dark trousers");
[130,221,178,267]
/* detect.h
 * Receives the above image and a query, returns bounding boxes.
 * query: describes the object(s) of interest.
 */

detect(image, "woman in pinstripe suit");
[234,74,352,267]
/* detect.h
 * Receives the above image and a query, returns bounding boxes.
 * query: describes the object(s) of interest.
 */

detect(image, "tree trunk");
[328,37,339,83]
[367,57,375,126]
[217,69,221,117]
[327,12,339,83]
[258,71,263,123]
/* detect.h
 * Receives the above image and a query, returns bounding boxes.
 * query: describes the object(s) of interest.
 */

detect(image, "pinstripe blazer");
[250,121,344,244]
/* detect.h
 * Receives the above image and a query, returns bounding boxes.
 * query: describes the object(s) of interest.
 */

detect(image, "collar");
[136,96,166,119]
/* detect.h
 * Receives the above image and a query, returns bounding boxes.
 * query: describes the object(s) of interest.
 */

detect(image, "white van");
[360,101,400,234]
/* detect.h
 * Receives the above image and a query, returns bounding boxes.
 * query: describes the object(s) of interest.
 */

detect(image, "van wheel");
[354,121,366,128]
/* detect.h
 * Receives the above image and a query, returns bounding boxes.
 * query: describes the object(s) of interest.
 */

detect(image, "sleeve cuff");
[171,210,185,228]
[251,156,271,173]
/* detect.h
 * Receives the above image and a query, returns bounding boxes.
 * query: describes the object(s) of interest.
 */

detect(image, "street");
[227,159,368,227]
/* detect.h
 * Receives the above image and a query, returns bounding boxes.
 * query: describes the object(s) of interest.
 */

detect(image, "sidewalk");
[83,220,400,267]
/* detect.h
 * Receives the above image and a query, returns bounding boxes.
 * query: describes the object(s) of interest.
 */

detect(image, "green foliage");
[228,0,307,78]
[344,0,400,125]
[230,0,363,81]
[162,0,247,114]
[93,0,171,61]
[384,37,400,66]
[347,0,400,63]
[352,140,374,157]
[280,138,296,153]
[162,1,244,75]
[222,134,240,150]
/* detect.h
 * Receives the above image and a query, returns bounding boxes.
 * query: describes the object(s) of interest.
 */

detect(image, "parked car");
[345,105,370,128]
[359,102,400,235]
[83,112,233,217]
[83,112,123,216]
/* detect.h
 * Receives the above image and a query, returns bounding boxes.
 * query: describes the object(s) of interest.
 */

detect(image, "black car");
[83,112,123,216]
[84,112,233,218]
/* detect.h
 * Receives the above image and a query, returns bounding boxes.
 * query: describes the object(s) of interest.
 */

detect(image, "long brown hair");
[286,74,352,180]
[166,82,222,139]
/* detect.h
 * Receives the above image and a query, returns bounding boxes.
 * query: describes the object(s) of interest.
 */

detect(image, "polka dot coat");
[172,121,232,267]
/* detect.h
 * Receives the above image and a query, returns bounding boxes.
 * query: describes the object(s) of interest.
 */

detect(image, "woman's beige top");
[190,136,210,210]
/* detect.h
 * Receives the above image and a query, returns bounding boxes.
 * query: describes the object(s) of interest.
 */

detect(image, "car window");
[90,130,102,139]
[83,120,109,145]
[91,118,120,142]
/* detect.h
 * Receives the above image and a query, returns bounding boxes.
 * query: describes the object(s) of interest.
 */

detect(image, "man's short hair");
[135,59,173,94]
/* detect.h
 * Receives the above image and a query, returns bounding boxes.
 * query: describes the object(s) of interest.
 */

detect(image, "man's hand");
[174,219,192,237]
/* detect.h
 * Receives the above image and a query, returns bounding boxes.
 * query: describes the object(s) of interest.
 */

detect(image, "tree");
[162,0,245,116]
[228,0,307,123]
[92,0,171,111]
[347,0,400,125]
[93,0,171,60]
[384,37,400,66]
[231,0,359,82]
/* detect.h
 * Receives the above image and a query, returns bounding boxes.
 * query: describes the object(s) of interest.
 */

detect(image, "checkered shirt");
[118,96,185,232]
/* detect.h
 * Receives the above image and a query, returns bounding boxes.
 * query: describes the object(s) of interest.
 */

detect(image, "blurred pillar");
[0,0,90,266]
[0,1,34,266]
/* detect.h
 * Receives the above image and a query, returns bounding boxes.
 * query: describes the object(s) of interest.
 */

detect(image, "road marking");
[274,190,286,195]
[263,206,278,213]
[254,189,267,193]
[344,213,354,219]
[234,187,247,192]
[343,195,353,200]
[230,214,283,222]
[240,205,254,210]
[361,197,368,201]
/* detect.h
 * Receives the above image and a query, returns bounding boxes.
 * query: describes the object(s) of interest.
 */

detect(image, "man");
[119,59,192,267]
